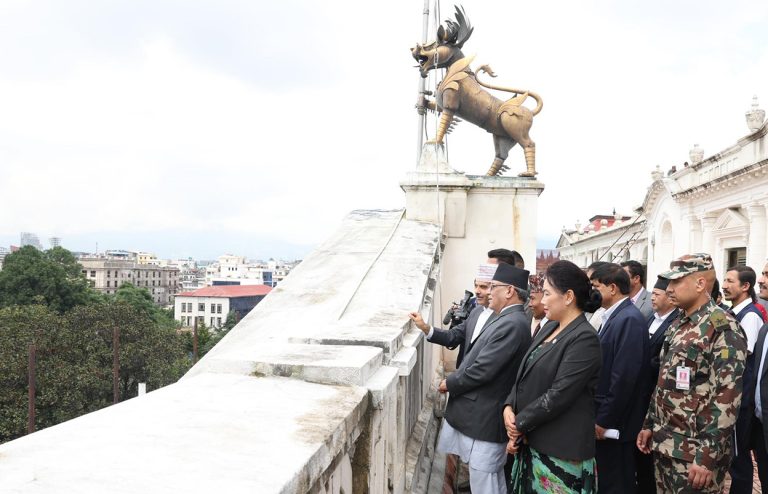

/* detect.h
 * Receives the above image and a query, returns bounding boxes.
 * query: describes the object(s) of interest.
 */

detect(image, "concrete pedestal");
[401,144,544,367]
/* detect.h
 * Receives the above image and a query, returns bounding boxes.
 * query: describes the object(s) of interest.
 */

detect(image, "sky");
[1,0,767,260]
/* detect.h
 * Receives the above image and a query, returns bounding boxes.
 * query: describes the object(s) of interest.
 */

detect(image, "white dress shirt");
[648,309,675,336]
[732,298,763,353]
[471,306,496,343]
[631,287,646,305]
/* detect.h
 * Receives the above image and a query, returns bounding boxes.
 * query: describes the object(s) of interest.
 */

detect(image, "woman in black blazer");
[504,260,602,493]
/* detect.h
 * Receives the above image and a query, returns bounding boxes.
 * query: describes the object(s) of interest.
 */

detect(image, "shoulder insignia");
[709,310,730,329]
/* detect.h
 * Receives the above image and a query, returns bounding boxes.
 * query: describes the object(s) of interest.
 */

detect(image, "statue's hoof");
[518,171,537,177]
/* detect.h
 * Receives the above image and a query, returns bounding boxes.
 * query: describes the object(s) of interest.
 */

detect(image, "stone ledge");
[0,374,369,494]
[190,343,383,387]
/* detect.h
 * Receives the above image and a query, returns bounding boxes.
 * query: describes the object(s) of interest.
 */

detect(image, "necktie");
[533,321,542,338]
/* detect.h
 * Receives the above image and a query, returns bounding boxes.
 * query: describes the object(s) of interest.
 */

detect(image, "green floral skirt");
[510,445,596,493]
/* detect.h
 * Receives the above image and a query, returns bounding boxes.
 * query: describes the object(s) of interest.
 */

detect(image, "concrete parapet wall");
[0,210,444,494]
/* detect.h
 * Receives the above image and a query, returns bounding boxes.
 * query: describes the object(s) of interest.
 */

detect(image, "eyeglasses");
[489,283,512,290]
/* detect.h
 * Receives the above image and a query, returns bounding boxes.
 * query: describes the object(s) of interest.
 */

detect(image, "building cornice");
[672,158,768,200]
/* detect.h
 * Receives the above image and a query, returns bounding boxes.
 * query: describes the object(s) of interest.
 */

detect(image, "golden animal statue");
[412,6,542,177]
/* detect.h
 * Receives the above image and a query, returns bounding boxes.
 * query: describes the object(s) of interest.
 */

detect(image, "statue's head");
[411,5,473,78]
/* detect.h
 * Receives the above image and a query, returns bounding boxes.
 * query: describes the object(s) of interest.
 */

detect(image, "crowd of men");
[410,248,768,493]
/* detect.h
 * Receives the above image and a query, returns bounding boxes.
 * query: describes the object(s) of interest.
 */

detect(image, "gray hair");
[513,287,529,303]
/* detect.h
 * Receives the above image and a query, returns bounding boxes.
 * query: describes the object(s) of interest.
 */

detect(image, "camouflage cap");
[658,253,714,280]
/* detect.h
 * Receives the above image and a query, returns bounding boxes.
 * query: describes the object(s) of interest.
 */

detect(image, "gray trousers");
[437,420,508,494]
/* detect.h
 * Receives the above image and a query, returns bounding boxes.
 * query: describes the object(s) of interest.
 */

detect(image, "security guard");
[637,253,747,493]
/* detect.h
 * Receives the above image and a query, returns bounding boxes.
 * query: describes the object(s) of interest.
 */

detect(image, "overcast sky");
[2,0,767,260]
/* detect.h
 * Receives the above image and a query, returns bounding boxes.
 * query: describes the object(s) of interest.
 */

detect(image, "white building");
[203,254,300,287]
[558,96,768,282]
[174,284,272,328]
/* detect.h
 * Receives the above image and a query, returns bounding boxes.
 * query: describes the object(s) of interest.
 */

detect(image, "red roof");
[177,285,272,298]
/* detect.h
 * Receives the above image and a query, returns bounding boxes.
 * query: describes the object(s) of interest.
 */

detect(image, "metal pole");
[193,317,199,363]
[113,326,120,404]
[27,343,36,434]
[416,0,430,165]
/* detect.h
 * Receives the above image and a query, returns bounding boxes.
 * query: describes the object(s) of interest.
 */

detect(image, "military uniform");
[643,254,748,493]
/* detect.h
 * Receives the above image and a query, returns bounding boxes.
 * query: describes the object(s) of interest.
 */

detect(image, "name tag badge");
[676,366,691,390]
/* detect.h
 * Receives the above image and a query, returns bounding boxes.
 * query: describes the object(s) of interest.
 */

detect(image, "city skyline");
[1,1,767,262]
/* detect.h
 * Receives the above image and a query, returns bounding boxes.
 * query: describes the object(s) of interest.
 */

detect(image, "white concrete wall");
[0,210,443,494]
[402,172,544,355]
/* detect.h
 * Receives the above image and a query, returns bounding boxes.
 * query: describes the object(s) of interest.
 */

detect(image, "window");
[198,303,205,312]
[210,317,215,326]
[727,247,747,268]
[216,304,222,314]
[107,271,111,278]
[210,303,215,312]
[217,317,222,326]
[197,316,204,325]
[180,303,185,313]
[90,271,96,277]
[114,271,118,277]
[106,281,111,287]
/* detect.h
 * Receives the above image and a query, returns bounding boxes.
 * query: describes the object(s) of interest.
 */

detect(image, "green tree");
[0,304,109,443]
[0,246,100,312]
[0,301,192,444]
[113,282,175,327]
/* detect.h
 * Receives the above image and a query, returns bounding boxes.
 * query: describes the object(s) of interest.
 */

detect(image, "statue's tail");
[476,64,543,116]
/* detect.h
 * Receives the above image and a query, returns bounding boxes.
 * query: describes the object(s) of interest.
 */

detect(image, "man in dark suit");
[411,262,532,493]
[590,263,650,493]
[636,276,679,493]
[754,320,768,489]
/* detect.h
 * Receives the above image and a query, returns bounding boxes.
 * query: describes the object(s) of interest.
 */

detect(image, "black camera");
[443,290,475,328]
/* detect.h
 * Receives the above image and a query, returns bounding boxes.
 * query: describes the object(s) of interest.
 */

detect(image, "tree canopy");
[0,246,100,312]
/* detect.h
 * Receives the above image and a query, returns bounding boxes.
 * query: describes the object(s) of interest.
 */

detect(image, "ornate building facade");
[559,97,768,283]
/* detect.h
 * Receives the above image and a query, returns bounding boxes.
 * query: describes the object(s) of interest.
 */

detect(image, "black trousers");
[729,416,768,494]
[635,445,655,493]
[596,439,637,493]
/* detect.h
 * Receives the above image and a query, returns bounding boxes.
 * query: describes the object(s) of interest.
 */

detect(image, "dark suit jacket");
[506,314,601,461]
[755,323,768,450]
[646,308,680,399]
[444,304,531,443]
[429,305,486,369]
[595,298,650,442]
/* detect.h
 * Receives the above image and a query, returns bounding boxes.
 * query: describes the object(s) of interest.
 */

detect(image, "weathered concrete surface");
[200,343,384,386]
[0,374,368,494]
[0,210,443,494]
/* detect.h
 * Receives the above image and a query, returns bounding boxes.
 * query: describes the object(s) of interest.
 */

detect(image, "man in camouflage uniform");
[637,253,747,493]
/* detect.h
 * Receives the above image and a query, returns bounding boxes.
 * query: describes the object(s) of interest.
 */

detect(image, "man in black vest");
[725,265,766,493]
